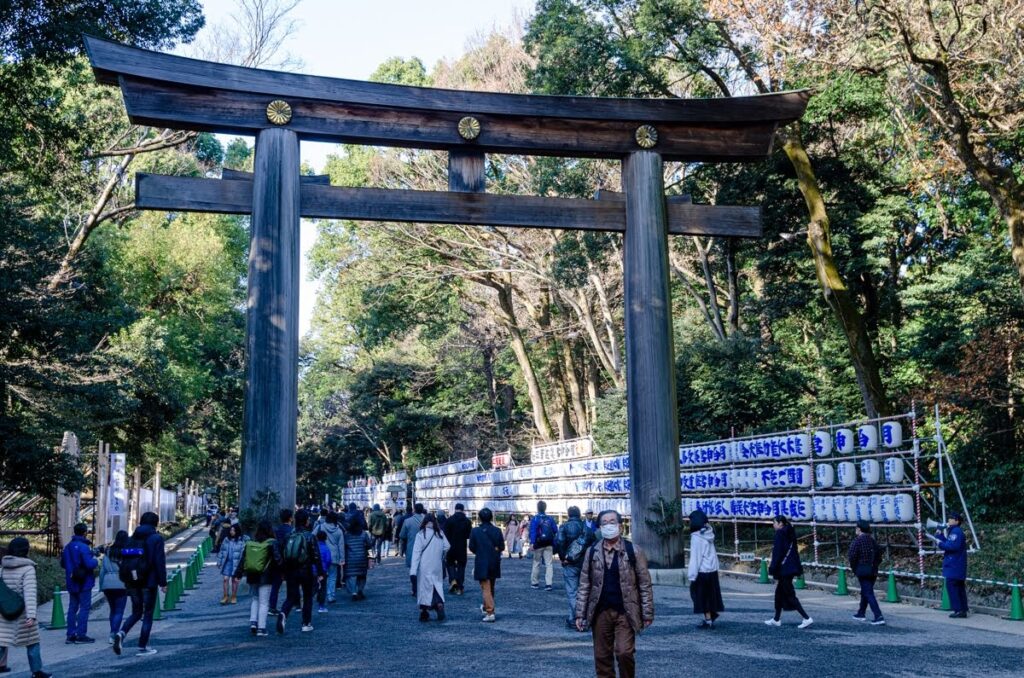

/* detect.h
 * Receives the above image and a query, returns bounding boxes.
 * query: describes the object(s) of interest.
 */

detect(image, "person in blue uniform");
[929,512,969,618]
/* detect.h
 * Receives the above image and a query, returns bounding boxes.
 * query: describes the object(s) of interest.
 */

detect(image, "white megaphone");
[925,518,945,531]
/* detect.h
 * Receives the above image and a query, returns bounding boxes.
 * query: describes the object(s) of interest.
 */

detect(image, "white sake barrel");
[836,461,857,487]
[883,458,905,483]
[893,494,914,522]
[855,495,870,521]
[842,495,858,522]
[813,431,832,457]
[835,428,855,454]
[881,421,903,448]
[816,464,835,488]
[857,425,879,451]
[868,495,884,522]
[827,496,842,522]
[878,495,893,522]
[860,459,881,484]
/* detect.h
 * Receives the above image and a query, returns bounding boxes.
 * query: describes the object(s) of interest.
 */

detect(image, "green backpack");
[243,539,275,576]
[284,532,310,566]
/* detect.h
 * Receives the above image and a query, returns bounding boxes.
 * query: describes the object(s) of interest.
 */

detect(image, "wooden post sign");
[85,36,808,567]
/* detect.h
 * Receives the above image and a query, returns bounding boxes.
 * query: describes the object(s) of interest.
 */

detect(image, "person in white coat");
[687,510,724,629]
[0,537,51,677]
[410,513,450,622]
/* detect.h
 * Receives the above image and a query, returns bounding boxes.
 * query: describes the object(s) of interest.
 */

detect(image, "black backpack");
[118,537,150,587]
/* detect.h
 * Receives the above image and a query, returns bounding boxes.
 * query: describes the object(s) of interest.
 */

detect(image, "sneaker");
[301,624,314,632]
[697,620,712,629]
[250,623,258,635]
[276,612,286,635]
[870,618,886,626]
[480,604,486,615]
[75,636,96,644]
[482,614,496,622]
[355,592,365,601]
[545,585,553,591]
[949,611,967,618]
[268,608,280,617]
[138,648,158,656]
[65,636,77,645]
[764,618,781,627]
[108,634,115,645]
[798,617,814,629]
[113,631,124,656]
[256,629,268,637]
[318,606,328,613]
[852,614,867,622]
[531,583,540,589]
[31,672,52,678]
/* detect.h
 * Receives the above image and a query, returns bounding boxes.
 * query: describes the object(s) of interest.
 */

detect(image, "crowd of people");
[0,495,971,678]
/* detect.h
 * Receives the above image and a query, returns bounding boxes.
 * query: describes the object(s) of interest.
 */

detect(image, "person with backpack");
[234,520,283,636]
[765,515,813,629]
[687,510,724,629]
[400,504,426,596]
[99,530,129,645]
[529,502,558,591]
[113,511,167,657]
[443,503,472,596]
[368,504,388,563]
[468,507,504,622]
[0,537,52,678]
[849,520,885,625]
[220,524,248,605]
[575,510,654,678]
[555,506,596,629]
[342,515,373,602]
[268,508,294,617]
[277,509,324,634]
[60,522,98,644]
[410,513,450,622]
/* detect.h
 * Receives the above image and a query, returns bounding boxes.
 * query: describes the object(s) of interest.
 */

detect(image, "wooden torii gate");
[86,36,807,567]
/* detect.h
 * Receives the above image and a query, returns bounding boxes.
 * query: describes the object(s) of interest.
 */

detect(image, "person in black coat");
[443,504,473,595]
[765,515,813,629]
[468,507,505,622]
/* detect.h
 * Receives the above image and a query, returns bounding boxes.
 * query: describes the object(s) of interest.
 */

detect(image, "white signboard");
[531,437,593,464]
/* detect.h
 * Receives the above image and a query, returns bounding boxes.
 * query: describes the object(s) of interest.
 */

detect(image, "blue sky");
[197,0,536,335]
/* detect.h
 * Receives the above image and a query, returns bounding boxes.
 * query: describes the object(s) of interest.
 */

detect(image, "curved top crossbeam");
[85,36,809,161]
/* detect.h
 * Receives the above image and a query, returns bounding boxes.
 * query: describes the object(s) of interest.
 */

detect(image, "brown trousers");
[592,608,635,678]
[480,578,496,615]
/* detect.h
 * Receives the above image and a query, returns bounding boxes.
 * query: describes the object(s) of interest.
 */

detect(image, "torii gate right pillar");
[623,151,683,568]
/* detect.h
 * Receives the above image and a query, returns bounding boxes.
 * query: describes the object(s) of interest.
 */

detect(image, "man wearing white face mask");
[575,511,654,678]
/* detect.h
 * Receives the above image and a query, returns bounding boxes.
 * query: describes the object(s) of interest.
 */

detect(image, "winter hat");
[856,520,871,533]
[7,537,30,557]
[688,510,708,532]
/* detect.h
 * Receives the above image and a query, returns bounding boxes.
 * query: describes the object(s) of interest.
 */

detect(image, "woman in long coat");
[503,516,519,559]
[217,524,247,604]
[765,515,813,628]
[409,513,450,621]
[343,517,373,600]
[0,537,49,676]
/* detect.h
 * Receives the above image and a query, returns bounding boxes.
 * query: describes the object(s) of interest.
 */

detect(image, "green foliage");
[370,56,430,86]
[592,389,627,454]
[240,488,281,535]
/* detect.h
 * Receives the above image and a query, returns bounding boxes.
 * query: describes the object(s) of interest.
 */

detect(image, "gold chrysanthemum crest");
[266,100,293,125]
[457,116,481,140]
[634,124,658,149]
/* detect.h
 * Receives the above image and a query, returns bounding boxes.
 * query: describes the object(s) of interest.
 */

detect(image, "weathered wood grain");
[622,151,683,568]
[117,76,783,161]
[135,174,762,237]
[87,36,809,124]
[239,128,300,514]
[222,168,329,184]
[448,150,486,193]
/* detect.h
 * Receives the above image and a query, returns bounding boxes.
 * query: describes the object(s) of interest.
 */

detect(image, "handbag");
[0,569,26,621]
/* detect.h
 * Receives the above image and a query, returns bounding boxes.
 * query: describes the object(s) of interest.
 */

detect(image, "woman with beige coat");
[0,537,51,677]
[410,513,450,622]
[503,516,520,559]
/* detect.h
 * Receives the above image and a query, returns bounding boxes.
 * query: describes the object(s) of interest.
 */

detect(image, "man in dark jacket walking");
[61,522,99,644]
[268,508,294,616]
[555,506,596,629]
[278,509,325,634]
[929,512,969,617]
[468,507,505,622]
[368,504,388,563]
[113,512,167,657]
[443,504,473,595]
[848,520,885,625]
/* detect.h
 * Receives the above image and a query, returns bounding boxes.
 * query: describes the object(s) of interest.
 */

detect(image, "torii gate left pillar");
[239,128,301,512]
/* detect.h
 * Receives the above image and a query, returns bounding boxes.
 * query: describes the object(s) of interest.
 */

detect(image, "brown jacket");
[575,538,654,632]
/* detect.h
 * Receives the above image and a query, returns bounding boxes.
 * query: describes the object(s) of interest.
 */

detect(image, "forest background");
[1,0,1021,521]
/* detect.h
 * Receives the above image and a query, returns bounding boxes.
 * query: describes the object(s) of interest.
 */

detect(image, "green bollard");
[163,572,179,611]
[152,590,162,620]
[758,558,770,584]
[49,587,66,629]
[1010,580,1023,621]
[834,568,849,596]
[940,580,951,611]
[795,574,806,590]
[187,557,197,589]
[886,570,901,603]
